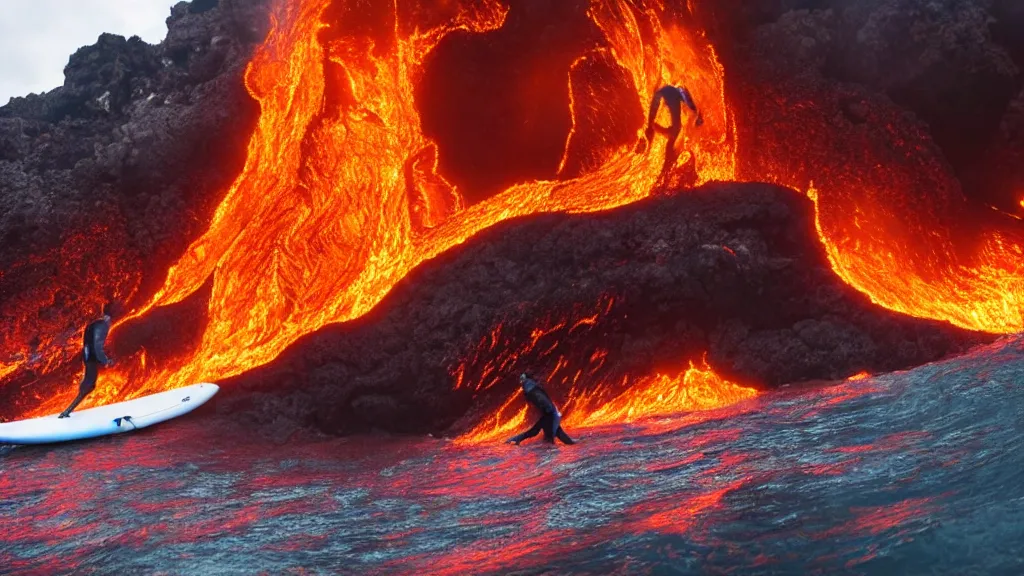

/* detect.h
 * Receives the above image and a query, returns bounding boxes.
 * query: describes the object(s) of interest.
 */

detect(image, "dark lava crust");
[218,182,990,437]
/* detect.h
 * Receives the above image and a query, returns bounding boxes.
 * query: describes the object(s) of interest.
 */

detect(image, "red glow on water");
[846,496,939,537]
[630,479,745,534]
[815,381,884,410]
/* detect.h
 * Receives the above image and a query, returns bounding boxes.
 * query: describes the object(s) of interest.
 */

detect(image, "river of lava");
[451,295,758,445]
[457,358,758,445]
[16,0,735,417]
[8,0,1024,418]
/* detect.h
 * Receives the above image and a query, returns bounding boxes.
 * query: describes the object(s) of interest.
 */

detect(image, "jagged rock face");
[0,0,1017,433]
[735,0,1023,212]
[0,0,271,360]
[965,0,1024,213]
[750,9,836,75]
[217,183,989,437]
[8,34,160,122]
[962,87,1024,212]
[827,0,1019,170]
[990,0,1024,65]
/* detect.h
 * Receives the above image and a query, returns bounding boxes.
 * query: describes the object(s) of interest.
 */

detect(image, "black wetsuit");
[509,379,575,445]
[644,85,701,177]
[59,319,111,417]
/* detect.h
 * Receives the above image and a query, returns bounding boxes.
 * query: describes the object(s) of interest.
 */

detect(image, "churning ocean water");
[2,336,1023,575]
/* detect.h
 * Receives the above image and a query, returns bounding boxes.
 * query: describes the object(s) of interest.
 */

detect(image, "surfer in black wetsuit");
[641,84,703,183]
[58,305,116,418]
[507,373,576,445]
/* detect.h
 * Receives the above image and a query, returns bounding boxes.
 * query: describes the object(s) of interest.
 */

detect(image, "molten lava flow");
[0,362,18,383]
[85,0,729,406]
[457,393,530,446]
[803,184,1024,334]
[565,356,758,428]
[452,297,757,445]
[456,359,757,445]
[7,0,1024,419]
[450,295,618,395]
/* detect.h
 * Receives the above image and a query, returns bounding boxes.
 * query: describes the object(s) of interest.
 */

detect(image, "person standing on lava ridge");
[507,373,576,446]
[640,84,704,186]
[58,304,116,418]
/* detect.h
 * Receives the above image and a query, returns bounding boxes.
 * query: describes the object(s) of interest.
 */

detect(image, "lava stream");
[7,0,1024,420]
[456,358,758,445]
[108,0,732,404]
[451,295,757,445]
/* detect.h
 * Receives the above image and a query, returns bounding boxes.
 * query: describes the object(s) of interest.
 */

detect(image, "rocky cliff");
[0,0,271,364]
[707,0,1024,212]
[0,0,1019,432]
[216,183,988,437]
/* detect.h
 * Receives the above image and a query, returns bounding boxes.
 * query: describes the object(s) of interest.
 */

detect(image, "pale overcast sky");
[0,0,176,105]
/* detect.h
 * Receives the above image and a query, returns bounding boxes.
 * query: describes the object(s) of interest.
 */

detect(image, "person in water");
[507,373,576,445]
[58,304,116,418]
[642,84,703,182]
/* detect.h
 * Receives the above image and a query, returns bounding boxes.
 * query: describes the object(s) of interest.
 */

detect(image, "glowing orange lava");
[452,296,757,444]
[7,0,1024,419]
[0,362,19,383]
[36,0,726,416]
[567,356,759,427]
[456,358,757,444]
[804,185,1024,335]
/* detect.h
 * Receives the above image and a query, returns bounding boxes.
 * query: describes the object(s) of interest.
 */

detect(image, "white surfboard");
[0,383,219,445]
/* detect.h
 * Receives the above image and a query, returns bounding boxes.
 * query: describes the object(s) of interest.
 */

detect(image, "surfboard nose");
[193,383,221,403]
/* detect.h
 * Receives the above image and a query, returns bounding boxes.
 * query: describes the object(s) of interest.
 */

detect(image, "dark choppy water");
[2,337,1023,575]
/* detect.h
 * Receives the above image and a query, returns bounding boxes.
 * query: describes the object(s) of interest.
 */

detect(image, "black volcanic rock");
[219,183,989,437]
[734,0,1022,212]
[962,87,1024,215]
[826,0,1019,171]
[0,0,1018,432]
[0,0,271,364]
[751,9,836,75]
[991,0,1024,66]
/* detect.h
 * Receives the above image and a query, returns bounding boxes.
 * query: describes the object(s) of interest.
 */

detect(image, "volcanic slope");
[215,182,990,437]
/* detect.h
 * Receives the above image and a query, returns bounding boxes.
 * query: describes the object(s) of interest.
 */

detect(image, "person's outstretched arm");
[678,87,704,127]
[678,87,697,113]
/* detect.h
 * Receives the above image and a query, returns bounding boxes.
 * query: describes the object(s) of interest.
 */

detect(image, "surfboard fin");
[113,416,137,429]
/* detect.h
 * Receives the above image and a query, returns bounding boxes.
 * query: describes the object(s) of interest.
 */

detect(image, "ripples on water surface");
[2,337,1023,575]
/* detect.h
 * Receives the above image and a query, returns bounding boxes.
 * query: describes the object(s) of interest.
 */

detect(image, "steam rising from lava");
[4,0,1024,421]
